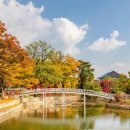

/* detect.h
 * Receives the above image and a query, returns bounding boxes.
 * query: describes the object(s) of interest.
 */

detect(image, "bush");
[83,82,101,91]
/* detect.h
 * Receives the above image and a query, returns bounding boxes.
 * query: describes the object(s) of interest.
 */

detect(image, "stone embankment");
[22,95,80,107]
[0,99,22,118]
[0,104,22,117]
[0,99,20,110]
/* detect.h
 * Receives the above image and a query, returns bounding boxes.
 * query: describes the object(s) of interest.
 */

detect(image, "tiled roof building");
[98,71,120,80]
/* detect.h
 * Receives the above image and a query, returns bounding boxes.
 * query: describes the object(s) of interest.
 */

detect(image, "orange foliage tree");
[0,21,38,94]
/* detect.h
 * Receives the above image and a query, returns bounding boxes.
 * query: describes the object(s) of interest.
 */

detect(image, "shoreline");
[0,104,23,117]
[106,103,130,110]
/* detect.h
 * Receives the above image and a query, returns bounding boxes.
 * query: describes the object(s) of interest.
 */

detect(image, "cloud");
[0,0,88,56]
[110,62,126,68]
[109,62,130,75]
[88,31,127,52]
[93,61,129,77]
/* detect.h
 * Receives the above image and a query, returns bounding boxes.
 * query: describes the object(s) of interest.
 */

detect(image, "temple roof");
[98,71,120,80]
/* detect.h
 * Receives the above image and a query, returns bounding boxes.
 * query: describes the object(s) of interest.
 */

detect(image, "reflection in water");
[0,104,130,130]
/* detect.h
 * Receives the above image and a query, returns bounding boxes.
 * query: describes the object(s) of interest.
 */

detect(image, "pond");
[0,105,130,130]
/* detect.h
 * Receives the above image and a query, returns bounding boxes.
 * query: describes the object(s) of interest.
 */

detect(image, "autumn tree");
[7,59,39,88]
[0,21,35,96]
[62,55,80,88]
[99,73,130,94]
[100,79,111,93]
[26,42,80,88]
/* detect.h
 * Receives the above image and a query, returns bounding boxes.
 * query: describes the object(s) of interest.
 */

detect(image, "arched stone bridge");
[18,88,114,100]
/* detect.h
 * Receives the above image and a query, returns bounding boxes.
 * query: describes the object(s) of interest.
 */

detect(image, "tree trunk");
[0,78,5,99]
[62,82,64,88]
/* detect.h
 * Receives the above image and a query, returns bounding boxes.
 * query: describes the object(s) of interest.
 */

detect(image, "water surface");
[0,105,130,130]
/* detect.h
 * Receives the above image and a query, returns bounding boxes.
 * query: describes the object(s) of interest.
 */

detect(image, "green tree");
[26,41,52,64]
[78,60,94,89]
[83,81,101,91]
[110,78,122,93]
[35,62,63,87]
[110,73,130,94]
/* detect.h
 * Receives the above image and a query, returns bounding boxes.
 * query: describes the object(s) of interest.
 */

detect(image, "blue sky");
[0,0,130,77]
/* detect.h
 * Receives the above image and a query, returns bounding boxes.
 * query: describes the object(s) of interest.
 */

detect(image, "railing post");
[42,93,44,106]
[84,94,86,118]
[62,93,65,107]
[62,93,65,119]
[45,92,47,118]
[42,93,45,118]
[19,96,23,103]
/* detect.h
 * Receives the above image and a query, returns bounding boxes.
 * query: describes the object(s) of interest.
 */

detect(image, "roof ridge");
[98,71,120,79]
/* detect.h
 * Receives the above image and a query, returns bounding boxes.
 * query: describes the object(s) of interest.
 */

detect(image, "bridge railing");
[19,88,114,99]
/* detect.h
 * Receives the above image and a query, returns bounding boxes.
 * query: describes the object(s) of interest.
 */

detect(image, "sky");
[0,0,130,78]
